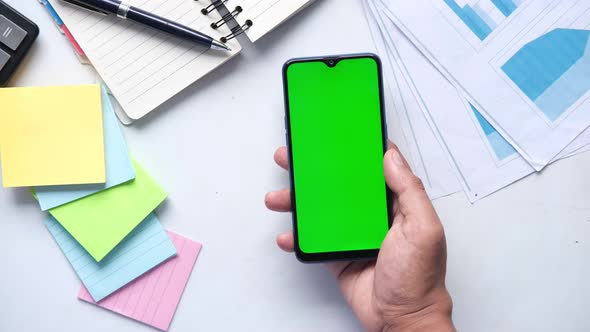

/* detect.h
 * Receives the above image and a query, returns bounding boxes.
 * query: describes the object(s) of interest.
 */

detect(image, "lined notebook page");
[51,0,242,120]
[79,232,202,332]
[45,213,177,302]
[225,0,315,42]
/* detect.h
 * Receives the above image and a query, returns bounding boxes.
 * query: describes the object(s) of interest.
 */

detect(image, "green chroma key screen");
[285,56,390,255]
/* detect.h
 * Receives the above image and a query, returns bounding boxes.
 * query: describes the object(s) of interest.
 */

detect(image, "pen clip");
[60,0,109,15]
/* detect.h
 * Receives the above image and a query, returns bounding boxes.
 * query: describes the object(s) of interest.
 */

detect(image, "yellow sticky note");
[0,85,105,187]
[46,159,167,262]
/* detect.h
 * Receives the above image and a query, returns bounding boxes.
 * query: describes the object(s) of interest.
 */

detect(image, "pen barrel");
[126,7,213,47]
[74,0,120,13]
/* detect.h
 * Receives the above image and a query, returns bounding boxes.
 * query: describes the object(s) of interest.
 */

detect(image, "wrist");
[381,289,455,332]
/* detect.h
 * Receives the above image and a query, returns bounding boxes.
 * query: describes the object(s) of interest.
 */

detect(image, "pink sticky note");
[78,231,202,331]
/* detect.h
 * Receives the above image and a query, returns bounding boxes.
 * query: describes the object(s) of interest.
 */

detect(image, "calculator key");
[0,15,27,51]
[0,48,9,70]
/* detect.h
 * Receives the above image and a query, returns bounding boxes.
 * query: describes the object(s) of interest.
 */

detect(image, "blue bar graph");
[444,0,492,40]
[502,29,590,121]
[473,6,498,30]
[491,0,517,16]
[444,0,521,41]
[470,104,516,160]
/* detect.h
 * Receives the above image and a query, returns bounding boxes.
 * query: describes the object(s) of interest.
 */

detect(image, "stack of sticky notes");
[0,84,202,331]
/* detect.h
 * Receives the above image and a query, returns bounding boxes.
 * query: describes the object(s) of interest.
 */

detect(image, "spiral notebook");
[50,0,314,122]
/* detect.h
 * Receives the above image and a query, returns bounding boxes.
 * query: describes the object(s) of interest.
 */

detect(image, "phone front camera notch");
[325,59,338,67]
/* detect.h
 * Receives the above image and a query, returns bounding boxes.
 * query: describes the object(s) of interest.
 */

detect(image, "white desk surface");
[2,1,590,331]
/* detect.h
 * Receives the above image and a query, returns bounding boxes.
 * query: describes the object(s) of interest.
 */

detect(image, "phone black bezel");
[282,53,394,263]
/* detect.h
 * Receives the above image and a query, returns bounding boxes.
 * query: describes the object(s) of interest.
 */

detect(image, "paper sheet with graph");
[366,0,590,201]
[366,1,529,201]
[379,0,590,171]
[365,1,462,200]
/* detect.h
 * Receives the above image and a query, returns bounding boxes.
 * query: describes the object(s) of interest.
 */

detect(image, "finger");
[387,142,402,218]
[384,145,438,223]
[276,232,295,252]
[264,189,291,212]
[274,147,289,170]
[387,139,395,150]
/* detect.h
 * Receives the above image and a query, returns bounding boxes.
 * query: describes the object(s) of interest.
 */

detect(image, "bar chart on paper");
[470,104,516,161]
[502,29,590,122]
[443,0,523,41]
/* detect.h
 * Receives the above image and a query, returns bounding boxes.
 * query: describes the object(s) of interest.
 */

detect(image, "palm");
[334,206,447,331]
[331,261,379,330]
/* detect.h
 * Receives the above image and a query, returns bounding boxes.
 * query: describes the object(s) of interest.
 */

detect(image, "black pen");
[61,0,231,51]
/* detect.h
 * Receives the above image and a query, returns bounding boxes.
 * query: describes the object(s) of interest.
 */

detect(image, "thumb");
[384,146,437,221]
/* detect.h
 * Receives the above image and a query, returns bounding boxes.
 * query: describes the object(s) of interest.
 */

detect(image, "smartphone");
[282,53,393,262]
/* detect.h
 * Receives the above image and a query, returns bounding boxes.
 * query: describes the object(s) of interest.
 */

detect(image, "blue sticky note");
[45,213,177,302]
[36,85,135,211]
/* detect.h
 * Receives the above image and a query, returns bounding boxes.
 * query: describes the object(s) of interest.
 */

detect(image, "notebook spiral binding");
[195,0,253,43]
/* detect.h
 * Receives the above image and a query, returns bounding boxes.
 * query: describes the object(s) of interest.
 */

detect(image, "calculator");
[0,0,39,86]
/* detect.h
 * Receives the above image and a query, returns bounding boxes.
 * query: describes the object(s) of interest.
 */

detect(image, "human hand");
[265,145,455,332]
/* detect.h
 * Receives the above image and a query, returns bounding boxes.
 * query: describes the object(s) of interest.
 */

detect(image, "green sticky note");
[47,159,167,262]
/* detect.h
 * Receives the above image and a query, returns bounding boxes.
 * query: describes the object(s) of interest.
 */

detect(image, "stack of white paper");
[363,0,590,202]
